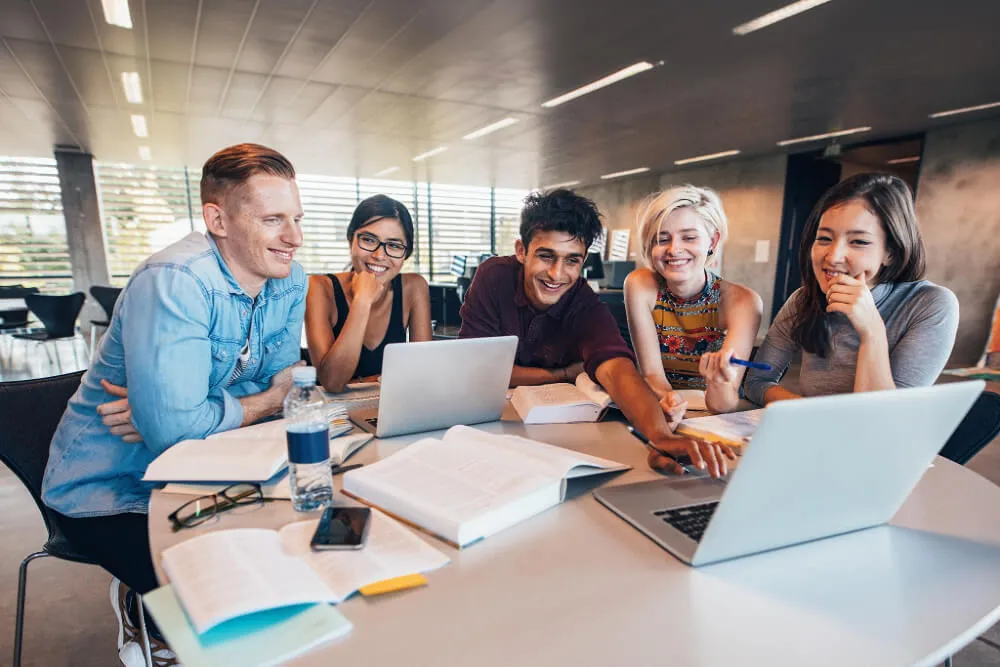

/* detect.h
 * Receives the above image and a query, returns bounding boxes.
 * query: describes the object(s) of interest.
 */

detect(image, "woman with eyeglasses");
[305,194,431,392]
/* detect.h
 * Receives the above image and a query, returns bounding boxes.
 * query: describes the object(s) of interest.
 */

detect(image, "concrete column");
[54,147,111,332]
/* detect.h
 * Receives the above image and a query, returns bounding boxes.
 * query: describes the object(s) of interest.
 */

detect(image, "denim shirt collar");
[206,233,274,303]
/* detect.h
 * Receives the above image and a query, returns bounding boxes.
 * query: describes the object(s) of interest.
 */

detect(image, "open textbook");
[676,409,764,451]
[143,418,373,483]
[342,425,629,547]
[510,373,614,423]
[158,509,449,635]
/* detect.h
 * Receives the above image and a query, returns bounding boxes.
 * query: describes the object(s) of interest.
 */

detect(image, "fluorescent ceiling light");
[543,180,581,189]
[541,62,656,108]
[674,149,741,166]
[130,114,148,138]
[101,0,133,29]
[777,126,871,146]
[463,117,519,140]
[121,72,143,104]
[886,156,920,165]
[929,101,1000,119]
[733,0,834,36]
[138,145,151,161]
[600,167,650,180]
[374,166,400,177]
[412,146,448,161]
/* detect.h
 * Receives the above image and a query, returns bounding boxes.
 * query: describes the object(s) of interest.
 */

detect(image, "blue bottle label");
[286,426,330,464]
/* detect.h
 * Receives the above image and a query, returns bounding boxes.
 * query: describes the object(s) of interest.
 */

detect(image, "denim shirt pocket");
[209,339,241,388]
[262,329,290,358]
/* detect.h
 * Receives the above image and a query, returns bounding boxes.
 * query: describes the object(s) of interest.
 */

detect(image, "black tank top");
[328,273,405,379]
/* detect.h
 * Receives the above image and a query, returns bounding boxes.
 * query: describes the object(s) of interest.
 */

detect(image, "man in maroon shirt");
[460,189,732,477]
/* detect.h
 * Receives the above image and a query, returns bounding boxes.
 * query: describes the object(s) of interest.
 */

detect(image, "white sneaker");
[109,577,182,666]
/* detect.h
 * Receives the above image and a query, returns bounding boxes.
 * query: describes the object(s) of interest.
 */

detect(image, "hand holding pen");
[700,348,772,387]
[628,425,734,479]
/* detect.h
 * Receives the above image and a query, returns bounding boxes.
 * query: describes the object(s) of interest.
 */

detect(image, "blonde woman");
[624,185,762,420]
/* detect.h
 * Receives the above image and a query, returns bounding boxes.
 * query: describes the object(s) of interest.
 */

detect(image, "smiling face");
[350,217,408,280]
[205,174,304,295]
[811,199,892,294]
[649,207,718,286]
[515,230,587,310]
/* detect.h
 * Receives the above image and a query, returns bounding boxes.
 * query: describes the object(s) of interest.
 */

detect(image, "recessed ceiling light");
[374,166,400,177]
[600,167,650,180]
[463,117,519,140]
[929,101,1000,119]
[542,180,581,189]
[130,114,148,138]
[886,156,920,165]
[138,145,151,161]
[674,149,741,166]
[101,0,133,29]
[777,126,871,146]
[541,62,656,108]
[121,72,142,104]
[733,0,834,36]
[412,146,448,162]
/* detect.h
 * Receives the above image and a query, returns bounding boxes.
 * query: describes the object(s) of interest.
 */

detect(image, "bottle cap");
[292,366,317,385]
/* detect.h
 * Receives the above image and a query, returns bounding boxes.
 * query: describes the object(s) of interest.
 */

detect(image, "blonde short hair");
[636,185,728,268]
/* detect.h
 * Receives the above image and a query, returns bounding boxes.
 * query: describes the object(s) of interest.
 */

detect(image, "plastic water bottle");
[284,366,333,511]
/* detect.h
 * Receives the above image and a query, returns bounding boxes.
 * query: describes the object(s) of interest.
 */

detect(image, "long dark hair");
[346,194,415,259]
[790,173,926,357]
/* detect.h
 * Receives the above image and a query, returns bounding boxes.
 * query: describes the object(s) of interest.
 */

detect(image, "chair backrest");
[938,391,1000,465]
[89,285,123,320]
[604,301,633,351]
[24,292,86,338]
[0,371,84,533]
[0,285,40,299]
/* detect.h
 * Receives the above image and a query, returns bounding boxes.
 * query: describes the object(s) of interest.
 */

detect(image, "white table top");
[148,408,1000,667]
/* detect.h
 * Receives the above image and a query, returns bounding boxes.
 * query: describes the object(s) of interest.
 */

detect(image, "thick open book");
[676,409,764,451]
[143,420,373,483]
[160,509,450,635]
[342,425,630,547]
[510,373,614,424]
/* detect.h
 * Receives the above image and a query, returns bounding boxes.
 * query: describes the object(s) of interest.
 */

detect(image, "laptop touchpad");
[667,477,726,503]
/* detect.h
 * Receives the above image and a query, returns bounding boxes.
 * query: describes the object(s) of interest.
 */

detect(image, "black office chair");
[938,391,1000,466]
[604,301,633,351]
[0,372,86,665]
[12,292,86,372]
[88,285,123,360]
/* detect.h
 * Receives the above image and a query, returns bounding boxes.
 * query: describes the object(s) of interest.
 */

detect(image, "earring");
[707,249,714,257]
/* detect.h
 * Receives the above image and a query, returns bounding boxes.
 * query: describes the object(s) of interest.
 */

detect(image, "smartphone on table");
[310,505,372,550]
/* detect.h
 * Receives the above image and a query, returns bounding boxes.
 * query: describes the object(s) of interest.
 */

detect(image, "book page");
[678,409,764,444]
[329,432,374,466]
[143,419,289,482]
[445,426,628,479]
[161,528,337,634]
[278,510,450,601]
[514,382,593,408]
[574,373,613,410]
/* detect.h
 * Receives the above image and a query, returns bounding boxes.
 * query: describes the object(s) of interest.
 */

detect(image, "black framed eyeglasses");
[356,232,408,259]
[167,483,275,532]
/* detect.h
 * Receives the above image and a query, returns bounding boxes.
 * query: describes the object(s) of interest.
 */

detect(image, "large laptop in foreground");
[349,336,517,438]
[594,381,985,567]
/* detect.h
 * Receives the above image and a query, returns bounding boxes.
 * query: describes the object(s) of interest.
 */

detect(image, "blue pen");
[730,357,772,371]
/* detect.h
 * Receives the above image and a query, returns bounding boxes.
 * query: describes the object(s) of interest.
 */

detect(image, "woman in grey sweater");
[744,173,958,405]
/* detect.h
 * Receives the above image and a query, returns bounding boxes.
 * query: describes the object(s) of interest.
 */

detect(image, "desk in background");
[148,408,1000,667]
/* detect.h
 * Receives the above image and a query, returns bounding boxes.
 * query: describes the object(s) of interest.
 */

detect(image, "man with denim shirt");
[41,144,306,656]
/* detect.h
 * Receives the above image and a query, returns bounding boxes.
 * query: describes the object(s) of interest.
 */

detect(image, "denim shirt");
[42,232,306,517]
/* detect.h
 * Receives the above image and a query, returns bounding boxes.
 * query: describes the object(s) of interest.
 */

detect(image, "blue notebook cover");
[143,585,352,667]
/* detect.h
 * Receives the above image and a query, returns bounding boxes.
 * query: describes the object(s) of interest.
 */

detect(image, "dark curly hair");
[790,172,926,357]
[519,189,603,249]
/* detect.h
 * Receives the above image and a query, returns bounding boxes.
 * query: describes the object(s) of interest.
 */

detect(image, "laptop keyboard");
[653,502,719,542]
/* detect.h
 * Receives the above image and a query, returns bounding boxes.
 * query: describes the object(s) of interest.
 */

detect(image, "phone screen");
[310,506,372,550]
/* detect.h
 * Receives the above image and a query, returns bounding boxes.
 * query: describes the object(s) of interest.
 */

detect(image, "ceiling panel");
[0,0,997,187]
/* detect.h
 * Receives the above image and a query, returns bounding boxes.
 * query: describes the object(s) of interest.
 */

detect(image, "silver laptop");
[594,381,985,567]
[348,336,517,438]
